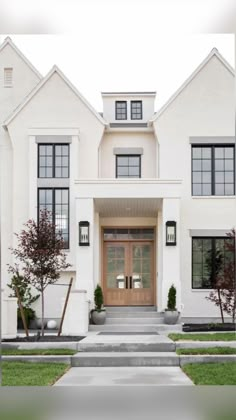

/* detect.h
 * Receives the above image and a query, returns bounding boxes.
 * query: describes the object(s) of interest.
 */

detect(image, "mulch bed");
[183,323,236,332]
[2,335,85,342]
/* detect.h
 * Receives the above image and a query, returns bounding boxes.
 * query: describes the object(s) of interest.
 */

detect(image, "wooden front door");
[104,241,154,306]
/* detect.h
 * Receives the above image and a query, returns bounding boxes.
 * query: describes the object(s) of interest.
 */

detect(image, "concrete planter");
[164,310,179,325]
[91,310,106,325]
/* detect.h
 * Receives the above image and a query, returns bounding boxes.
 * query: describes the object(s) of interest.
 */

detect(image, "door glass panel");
[105,245,126,289]
[131,244,152,289]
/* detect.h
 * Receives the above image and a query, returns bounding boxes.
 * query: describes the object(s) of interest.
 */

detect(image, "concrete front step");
[106,306,157,312]
[105,317,166,324]
[89,324,182,332]
[106,312,163,318]
[71,351,179,367]
[78,342,175,353]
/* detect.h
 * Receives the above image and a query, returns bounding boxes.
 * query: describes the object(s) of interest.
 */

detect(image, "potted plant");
[164,284,179,324]
[91,284,106,325]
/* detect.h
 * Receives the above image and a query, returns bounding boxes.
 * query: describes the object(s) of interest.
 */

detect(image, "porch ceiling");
[94,198,162,217]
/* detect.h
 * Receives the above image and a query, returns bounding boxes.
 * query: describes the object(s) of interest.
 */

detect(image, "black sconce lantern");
[166,221,176,246]
[79,221,90,246]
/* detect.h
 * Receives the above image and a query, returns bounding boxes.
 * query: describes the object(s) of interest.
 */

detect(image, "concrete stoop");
[89,307,182,333]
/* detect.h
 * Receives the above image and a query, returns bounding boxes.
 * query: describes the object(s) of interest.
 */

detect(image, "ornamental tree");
[8,209,71,336]
[206,229,236,324]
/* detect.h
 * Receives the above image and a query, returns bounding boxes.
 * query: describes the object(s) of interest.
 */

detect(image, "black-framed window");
[116,155,141,178]
[38,144,69,178]
[192,237,235,289]
[131,101,142,120]
[115,101,127,120]
[192,145,235,196]
[38,188,69,249]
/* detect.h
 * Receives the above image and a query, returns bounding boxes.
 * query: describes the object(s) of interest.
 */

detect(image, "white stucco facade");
[0,38,235,335]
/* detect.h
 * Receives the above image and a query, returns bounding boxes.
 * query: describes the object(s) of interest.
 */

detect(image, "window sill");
[191,289,214,292]
[192,195,235,199]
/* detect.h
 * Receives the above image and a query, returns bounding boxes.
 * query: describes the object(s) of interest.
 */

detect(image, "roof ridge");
[0,36,42,80]
[150,48,235,122]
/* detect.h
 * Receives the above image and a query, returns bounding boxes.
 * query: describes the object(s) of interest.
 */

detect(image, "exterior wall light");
[166,221,176,246]
[79,221,90,246]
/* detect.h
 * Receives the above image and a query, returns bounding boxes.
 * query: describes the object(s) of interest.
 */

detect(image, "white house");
[0,37,235,335]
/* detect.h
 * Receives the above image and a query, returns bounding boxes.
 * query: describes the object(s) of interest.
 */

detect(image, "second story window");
[38,144,69,178]
[131,101,142,120]
[115,101,127,120]
[192,145,235,196]
[116,155,141,178]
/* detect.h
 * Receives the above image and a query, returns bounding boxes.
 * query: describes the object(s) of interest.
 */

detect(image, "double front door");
[103,241,154,306]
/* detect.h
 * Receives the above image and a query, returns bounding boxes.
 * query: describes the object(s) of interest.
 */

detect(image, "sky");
[1,33,234,113]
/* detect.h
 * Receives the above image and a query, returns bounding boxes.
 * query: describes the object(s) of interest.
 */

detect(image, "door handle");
[125,276,128,289]
[129,276,132,289]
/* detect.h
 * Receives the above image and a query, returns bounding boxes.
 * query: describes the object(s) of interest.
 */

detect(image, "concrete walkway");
[54,366,193,386]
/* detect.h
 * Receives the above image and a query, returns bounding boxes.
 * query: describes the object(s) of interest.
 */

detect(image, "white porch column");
[75,198,95,302]
[161,198,181,311]
[1,289,17,339]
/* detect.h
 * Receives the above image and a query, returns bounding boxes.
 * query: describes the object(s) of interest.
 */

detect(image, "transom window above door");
[116,155,141,178]
[38,144,69,178]
[192,145,235,196]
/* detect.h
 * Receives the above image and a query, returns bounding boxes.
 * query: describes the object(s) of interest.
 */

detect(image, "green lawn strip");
[2,361,69,386]
[1,348,77,356]
[177,347,236,355]
[169,333,236,341]
[182,362,236,385]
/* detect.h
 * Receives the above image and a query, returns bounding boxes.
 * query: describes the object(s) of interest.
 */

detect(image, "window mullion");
[212,146,215,196]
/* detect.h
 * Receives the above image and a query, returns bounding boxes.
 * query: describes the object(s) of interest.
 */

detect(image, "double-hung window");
[192,145,235,196]
[38,144,69,178]
[38,188,69,249]
[131,101,142,120]
[115,101,127,120]
[116,155,141,178]
[192,237,235,289]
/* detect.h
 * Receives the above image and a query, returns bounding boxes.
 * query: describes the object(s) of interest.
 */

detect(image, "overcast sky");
[1,34,234,113]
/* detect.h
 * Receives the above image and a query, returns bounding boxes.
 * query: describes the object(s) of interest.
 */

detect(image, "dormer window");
[115,101,127,120]
[131,101,142,120]
[4,68,13,87]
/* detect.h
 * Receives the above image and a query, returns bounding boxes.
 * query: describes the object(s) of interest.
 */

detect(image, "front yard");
[2,361,69,386]
[182,362,236,385]
[169,333,236,341]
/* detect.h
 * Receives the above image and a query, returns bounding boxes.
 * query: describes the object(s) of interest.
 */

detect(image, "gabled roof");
[0,36,42,80]
[3,65,107,128]
[150,48,235,123]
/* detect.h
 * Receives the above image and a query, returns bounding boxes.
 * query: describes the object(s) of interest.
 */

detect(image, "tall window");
[131,101,142,120]
[38,188,69,248]
[192,145,235,196]
[38,144,69,178]
[116,155,141,178]
[115,101,127,120]
[192,237,234,289]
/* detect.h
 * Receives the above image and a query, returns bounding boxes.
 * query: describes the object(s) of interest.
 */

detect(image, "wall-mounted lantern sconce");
[79,221,90,246]
[166,221,176,246]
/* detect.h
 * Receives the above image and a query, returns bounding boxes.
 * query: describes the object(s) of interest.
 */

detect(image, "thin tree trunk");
[217,288,224,324]
[41,288,44,337]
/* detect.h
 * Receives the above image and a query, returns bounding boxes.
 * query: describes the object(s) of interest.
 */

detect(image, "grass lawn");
[2,348,77,356]
[182,362,236,385]
[177,347,236,355]
[2,361,69,386]
[169,333,236,341]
